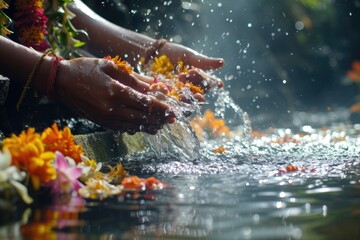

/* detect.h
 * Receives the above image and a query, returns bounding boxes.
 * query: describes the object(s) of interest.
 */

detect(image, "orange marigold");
[121,176,164,190]
[104,55,133,74]
[170,81,204,99]
[2,128,56,189]
[41,123,83,164]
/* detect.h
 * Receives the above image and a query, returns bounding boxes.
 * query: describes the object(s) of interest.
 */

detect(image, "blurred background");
[83,0,360,129]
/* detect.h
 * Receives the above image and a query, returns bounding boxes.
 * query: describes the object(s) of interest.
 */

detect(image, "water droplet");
[295,21,305,30]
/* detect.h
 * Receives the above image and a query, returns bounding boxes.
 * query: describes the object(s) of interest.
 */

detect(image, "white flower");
[0,149,33,204]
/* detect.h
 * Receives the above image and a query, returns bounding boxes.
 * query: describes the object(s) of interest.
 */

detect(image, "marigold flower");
[121,176,165,191]
[2,128,56,189]
[151,55,175,77]
[104,55,133,74]
[14,1,49,51]
[41,123,84,164]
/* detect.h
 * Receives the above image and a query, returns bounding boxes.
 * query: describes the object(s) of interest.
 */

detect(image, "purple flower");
[47,151,84,195]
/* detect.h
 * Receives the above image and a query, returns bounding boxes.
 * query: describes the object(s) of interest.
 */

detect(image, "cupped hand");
[54,58,176,134]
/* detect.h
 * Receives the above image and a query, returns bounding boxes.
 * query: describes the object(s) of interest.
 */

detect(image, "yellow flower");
[151,55,175,77]
[106,163,127,184]
[18,26,46,44]
[41,123,83,164]
[2,128,56,189]
[15,0,43,9]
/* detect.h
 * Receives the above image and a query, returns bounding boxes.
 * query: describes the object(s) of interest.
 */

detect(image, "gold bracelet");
[144,39,168,64]
[16,49,56,111]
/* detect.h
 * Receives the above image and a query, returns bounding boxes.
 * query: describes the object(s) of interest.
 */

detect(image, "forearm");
[0,36,53,95]
[68,0,155,65]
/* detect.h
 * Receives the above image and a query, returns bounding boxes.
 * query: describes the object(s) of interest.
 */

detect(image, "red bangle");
[46,55,63,99]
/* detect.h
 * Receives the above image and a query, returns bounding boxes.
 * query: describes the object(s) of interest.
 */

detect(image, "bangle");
[144,39,168,64]
[16,49,62,111]
[46,55,63,99]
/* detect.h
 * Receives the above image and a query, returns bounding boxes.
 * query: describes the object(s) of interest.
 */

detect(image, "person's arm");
[0,36,53,95]
[0,36,175,134]
[68,0,224,71]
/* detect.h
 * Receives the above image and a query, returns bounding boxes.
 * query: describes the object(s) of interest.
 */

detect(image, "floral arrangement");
[0,123,165,204]
[1,0,85,56]
[14,0,50,51]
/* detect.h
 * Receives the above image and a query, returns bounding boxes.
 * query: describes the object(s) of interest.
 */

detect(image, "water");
[2,104,360,239]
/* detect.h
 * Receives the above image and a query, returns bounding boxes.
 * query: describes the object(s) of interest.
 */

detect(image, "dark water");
[2,121,360,240]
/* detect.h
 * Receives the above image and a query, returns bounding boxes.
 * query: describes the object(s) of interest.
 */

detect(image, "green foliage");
[46,0,88,58]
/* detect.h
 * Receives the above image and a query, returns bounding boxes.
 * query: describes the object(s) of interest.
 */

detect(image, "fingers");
[188,54,224,71]
[178,69,224,92]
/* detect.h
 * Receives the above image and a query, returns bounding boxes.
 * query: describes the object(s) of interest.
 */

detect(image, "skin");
[1,0,224,134]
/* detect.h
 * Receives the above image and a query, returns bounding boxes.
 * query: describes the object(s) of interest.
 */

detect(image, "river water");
[2,108,360,240]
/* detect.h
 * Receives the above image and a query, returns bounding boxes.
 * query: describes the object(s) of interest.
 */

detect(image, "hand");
[158,41,224,90]
[54,58,176,134]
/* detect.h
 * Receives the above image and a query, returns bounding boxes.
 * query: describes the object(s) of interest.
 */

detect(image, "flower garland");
[1,0,85,56]
[14,0,49,51]
[0,123,166,204]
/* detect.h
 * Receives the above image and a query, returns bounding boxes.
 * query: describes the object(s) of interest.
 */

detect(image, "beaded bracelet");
[16,49,63,111]
[144,39,168,64]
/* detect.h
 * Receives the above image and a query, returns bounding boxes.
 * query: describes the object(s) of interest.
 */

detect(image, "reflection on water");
[2,117,360,239]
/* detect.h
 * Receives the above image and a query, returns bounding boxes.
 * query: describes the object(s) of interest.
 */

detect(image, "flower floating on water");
[78,178,123,200]
[121,176,165,191]
[212,146,227,153]
[104,55,133,74]
[2,128,56,190]
[278,164,316,174]
[77,155,103,182]
[46,152,83,195]
[42,123,84,164]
